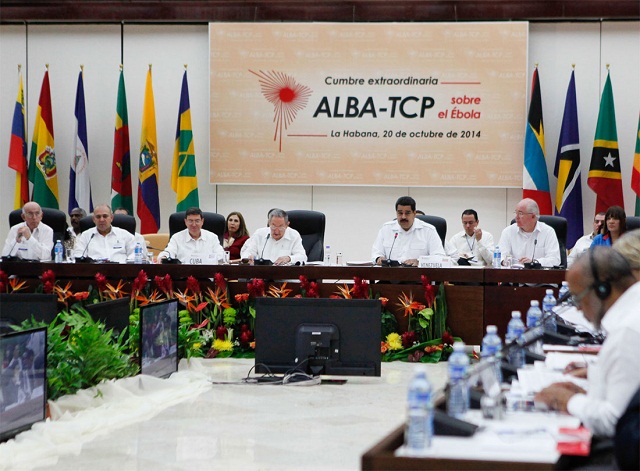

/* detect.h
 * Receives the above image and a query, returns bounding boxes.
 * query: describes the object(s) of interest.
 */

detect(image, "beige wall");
[1,22,638,261]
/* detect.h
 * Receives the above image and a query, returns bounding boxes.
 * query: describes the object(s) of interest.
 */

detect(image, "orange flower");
[267,282,292,298]
[379,297,389,307]
[424,344,444,354]
[205,286,231,310]
[335,284,352,299]
[104,280,128,299]
[380,341,389,353]
[73,291,89,301]
[397,292,425,317]
[9,278,26,292]
[54,281,74,303]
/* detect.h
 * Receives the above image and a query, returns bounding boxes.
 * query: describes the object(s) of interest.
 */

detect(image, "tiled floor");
[11,359,450,471]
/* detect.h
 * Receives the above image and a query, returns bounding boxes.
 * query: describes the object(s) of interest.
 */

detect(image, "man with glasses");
[447,209,494,266]
[158,207,225,264]
[535,247,640,438]
[2,201,54,261]
[372,196,445,266]
[567,212,606,267]
[498,198,560,267]
[73,204,135,263]
[241,208,306,266]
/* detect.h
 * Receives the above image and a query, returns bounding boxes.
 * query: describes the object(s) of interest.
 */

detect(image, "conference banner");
[210,22,528,187]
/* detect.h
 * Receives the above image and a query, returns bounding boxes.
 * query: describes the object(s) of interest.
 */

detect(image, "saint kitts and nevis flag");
[632,114,640,216]
[69,67,93,214]
[554,69,583,248]
[7,67,29,210]
[523,67,553,215]
[28,67,59,209]
[137,66,161,234]
[172,69,199,211]
[111,67,134,215]
[588,70,624,214]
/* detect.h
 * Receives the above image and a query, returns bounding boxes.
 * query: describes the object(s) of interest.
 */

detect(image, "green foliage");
[16,309,138,401]
[381,308,398,339]
[178,309,205,359]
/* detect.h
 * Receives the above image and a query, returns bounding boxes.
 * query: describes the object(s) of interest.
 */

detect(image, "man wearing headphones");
[534,246,640,437]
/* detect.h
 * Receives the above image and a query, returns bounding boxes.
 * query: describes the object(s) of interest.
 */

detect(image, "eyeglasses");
[270,224,287,231]
[94,214,110,219]
[514,211,534,217]
[23,211,42,218]
[186,219,202,225]
[570,286,592,306]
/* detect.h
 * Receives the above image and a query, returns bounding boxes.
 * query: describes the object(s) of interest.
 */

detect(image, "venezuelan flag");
[7,67,28,209]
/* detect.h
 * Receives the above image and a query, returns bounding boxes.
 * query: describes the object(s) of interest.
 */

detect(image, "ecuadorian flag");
[137,66,161,233]
[172,69,199,211]
[28,68,59,209]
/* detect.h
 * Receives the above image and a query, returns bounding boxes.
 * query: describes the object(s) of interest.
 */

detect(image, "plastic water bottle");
[526,300,544,355]
[134,242,143,264]
[54,240,64,263]
[481,325,503,384]
[324,245,332,266]
[492,245,501,268]
[506,311,525,368]
[558,281,570,305]
[542,289,557,333]
[404,366,433,452]
[336,251,343,266]
[447,342,470,418]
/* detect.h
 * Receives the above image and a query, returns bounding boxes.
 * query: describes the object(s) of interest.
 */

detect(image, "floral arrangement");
[1,268,461,369]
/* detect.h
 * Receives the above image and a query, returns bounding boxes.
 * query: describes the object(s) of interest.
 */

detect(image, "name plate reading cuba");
[210,22,527,187]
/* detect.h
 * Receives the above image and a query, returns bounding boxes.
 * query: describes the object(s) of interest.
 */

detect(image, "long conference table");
[0,261,566,345]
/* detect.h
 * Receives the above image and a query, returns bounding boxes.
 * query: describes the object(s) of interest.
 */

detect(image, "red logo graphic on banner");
[250,70,312,152]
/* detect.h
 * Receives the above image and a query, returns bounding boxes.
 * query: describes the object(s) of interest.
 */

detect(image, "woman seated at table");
[592,205,626,247]
[223,211,250,261]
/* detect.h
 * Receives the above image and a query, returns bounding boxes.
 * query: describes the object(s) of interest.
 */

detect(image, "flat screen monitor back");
[0,327,47,442]
[140,299,179,379]
[85,297,131,340]
[0,294,58,333]
[255,297,381,376]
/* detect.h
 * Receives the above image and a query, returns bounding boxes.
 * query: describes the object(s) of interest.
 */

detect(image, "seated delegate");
[73,204,136,263]
[371,196,445,266]
[591,205,626,247]
[223,211,250,261]
[240,208,306,266]
[158,207,225,264]
[2,201,54,261]
[498,198,560,267]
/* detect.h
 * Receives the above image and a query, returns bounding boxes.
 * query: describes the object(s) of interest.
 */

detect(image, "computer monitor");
[0,327,47,442]
[139,299,179,379]
[85,298,131,341]
[0,294,58,334]
[254,297,381,377]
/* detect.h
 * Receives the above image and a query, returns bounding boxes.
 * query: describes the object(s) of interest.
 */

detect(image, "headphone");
[589,249,611,300]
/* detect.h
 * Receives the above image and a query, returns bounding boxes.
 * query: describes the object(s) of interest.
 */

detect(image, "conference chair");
[168,211,225,244]
[286,210,326,262]
[78,214,137,235]
[416,214,447,247]
[9,207,68,244]
[538,215,567,267]
[626,216,640,231]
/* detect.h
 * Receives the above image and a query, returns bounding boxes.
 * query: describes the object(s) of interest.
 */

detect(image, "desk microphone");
[76,233,95,263]
[5,237,22,258]
[524,239,541,269]
[382,232,400,266]
[254,234,272,265]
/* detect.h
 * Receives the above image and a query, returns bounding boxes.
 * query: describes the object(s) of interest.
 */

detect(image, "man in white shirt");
[2,201,54,261]
[567,212,605,267]
[241,208,307,266]
[73,204,135,263]
[113,207,149,261]
[158,207,225,264]
[447,209,494,266]
[535,247,640,437]
[498,198,560,267]
[372,196,445,266]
